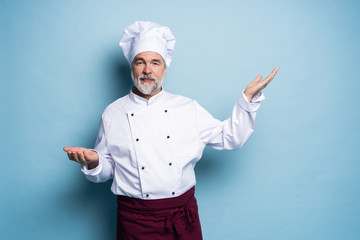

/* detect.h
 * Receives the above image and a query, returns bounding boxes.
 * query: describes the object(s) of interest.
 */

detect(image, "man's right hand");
[63,147,99,169]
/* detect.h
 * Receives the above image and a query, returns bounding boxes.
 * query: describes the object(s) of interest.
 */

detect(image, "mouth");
[140,77,154,83]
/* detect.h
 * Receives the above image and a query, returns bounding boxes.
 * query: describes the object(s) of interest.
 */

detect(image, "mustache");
[138,75,158,81]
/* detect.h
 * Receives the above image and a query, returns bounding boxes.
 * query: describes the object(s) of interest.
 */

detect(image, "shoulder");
[102,94,130,119]
[163,91,196,106]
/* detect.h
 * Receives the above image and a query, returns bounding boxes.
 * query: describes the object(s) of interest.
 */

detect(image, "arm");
[196,91,263,150]
[197,67,279,150]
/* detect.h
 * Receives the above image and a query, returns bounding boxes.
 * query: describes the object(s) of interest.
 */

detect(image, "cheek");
[156,69,166,79]
[132,68,141,79]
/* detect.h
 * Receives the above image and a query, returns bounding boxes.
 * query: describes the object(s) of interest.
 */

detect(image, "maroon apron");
[117,187,203,240]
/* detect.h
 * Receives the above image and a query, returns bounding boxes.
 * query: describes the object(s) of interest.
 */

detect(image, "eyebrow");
[133,57,145,62]
[133,57,163,63]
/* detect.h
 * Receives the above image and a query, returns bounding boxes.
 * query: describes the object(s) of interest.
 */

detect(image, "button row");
[140,163,172,170]
[135,136,171,142]
[130,110,168,117]
[144,192,176,198]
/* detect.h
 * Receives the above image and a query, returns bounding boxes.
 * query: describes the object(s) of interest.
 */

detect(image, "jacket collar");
[129,87,166,106]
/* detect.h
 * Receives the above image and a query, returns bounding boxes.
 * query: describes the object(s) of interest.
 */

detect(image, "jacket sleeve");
[81,116,115,182]
[196,91,265,150]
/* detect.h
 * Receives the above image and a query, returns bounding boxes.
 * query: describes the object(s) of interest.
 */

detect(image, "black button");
[169,162,172,166]
[141,166,145,170]
[172,192,175,195]
[131,113,134,116]
[167,136,170,139]
[165,110,168,113]
[136,138,139,141]
[146,194,149,197]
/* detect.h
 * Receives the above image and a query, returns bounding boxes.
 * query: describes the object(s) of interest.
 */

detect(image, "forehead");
[133,51,164,62]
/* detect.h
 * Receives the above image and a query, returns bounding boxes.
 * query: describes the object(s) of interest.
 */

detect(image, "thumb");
[83,149,98,159]
[83,148,92,155]
[248,75,262,88]
[254,75,262,83]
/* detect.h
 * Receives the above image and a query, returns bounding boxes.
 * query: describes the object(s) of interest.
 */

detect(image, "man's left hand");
[244,67,279,102]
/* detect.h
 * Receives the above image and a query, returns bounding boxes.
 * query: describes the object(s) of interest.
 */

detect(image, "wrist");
[87,160,99,170]
[244,92,253,103]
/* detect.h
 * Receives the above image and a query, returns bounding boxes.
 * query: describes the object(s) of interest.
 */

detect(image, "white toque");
[119,21,176,67]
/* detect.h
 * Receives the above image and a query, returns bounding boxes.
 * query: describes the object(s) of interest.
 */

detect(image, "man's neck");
[132,87,162,100]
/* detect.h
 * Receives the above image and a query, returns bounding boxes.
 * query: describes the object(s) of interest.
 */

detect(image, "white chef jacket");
[82,88,264,199]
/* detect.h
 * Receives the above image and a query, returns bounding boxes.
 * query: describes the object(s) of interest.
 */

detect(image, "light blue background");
[1,0,359,239]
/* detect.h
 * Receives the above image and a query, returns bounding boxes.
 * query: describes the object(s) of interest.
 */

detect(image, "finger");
[64,147,86,153]
[269,67,279,79]
[67,152,73,160]
[71,152,80,163]
[259,78,271,89]
[248,75,262,88]
[63,147,71,152]
[268,67,279,81]
[261,67,279,86]
[78,151,87,164]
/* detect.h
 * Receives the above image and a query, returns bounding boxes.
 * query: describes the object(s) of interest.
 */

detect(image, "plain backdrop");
[1,0,360,239]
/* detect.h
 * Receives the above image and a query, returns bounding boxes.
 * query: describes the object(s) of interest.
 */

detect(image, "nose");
[142,64,152,75]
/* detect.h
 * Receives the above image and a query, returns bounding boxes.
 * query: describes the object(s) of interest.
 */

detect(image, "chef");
[63,21,279,240]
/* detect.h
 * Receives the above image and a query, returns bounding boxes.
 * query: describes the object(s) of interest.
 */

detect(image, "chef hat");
[119,21,176,67]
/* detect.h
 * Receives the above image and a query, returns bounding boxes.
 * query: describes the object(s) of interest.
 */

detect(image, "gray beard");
[131,73,163,95]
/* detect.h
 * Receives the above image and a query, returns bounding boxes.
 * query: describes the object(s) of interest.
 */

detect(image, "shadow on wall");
[106,51,134,101]
[60,56,133,240]
[61,177,116,240]
[195,148,246,187]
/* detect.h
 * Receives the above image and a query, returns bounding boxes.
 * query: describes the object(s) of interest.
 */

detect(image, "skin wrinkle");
[131,52,167,99]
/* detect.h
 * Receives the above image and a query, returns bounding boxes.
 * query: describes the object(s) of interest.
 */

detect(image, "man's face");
[131,51,167,96]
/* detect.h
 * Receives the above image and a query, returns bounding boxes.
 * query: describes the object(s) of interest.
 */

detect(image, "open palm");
[244,67,279,102]
[63,147,99,169]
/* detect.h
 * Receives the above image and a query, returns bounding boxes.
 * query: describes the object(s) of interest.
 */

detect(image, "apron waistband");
[117,187,196,212]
